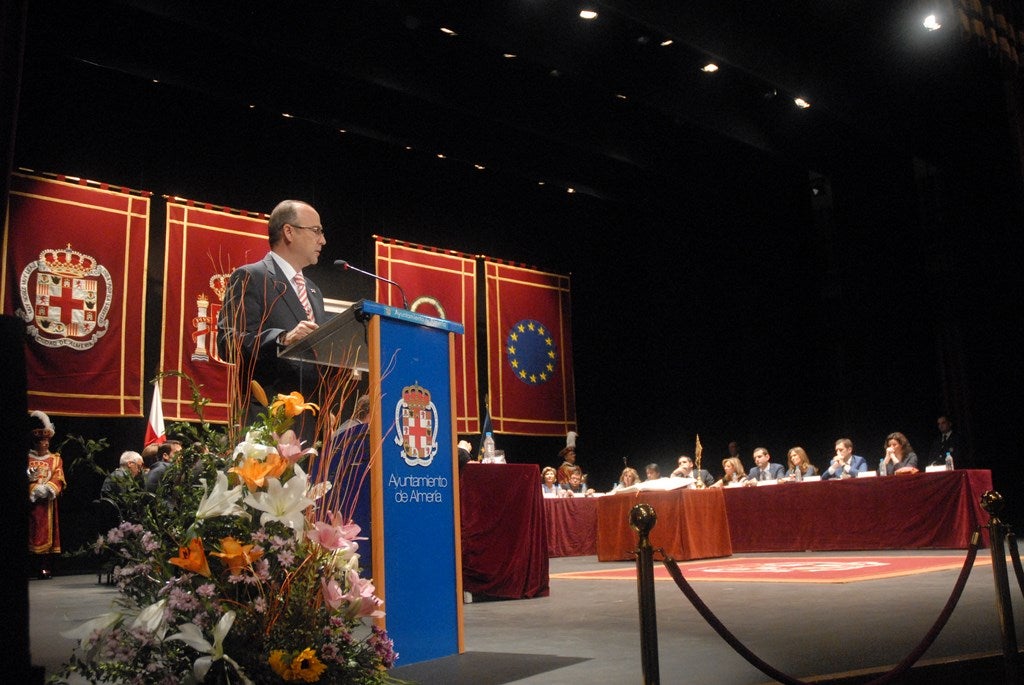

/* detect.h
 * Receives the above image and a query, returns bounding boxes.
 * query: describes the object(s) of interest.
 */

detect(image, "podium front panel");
[376,315,459,664]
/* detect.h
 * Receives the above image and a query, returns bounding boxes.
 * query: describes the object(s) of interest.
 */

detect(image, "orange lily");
[209,535,263,575]
[250,380,269,407]
[270,391,320,419]
[229,452,289,490]
[169,537,212,578]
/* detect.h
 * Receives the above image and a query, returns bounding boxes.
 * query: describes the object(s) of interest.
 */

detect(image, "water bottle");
[879,459,887,477]
[483,432,495,462]
[944,451,954,471]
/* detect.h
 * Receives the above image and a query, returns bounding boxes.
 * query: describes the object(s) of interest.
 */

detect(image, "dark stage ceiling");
[21,1,998,205]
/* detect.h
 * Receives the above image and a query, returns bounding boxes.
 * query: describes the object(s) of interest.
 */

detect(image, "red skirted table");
[596,488,733,561]
[722,469,994,552]
[459,463,550,598]
[544,496,599,557]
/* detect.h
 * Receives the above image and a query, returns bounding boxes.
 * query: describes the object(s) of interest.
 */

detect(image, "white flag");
[144,381,166,447]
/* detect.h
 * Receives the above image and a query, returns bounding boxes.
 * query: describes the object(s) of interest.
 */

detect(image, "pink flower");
[273,430,316,465]
[321,577,346,610]
[342,569,385,619]
[307,513,363,552]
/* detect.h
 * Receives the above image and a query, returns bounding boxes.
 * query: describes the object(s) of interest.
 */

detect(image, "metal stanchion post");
[981,490,1020,684]
[630,503,659,685]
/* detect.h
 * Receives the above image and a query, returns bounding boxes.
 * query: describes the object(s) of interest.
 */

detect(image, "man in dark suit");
[743,447,786,484]
[927,415,965,467]
[218,199,329,445]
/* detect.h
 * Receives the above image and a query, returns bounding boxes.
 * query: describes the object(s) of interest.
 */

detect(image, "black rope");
[662,535,981,685]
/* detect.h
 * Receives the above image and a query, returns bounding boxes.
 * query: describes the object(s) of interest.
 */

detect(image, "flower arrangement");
[52,386,398,685]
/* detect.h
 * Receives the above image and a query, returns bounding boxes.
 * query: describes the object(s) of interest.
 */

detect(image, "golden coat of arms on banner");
[18,244,111,350]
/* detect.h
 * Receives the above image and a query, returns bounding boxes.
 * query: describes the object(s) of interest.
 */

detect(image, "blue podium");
[286,300,465,665]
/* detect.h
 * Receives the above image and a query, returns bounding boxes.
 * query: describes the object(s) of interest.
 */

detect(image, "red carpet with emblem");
[551,554,993,583]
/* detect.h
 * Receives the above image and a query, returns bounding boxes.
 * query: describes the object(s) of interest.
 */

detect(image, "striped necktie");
[293,272,314,322]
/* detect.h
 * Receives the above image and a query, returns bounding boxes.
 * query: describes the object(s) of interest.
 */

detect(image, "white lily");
[131,598,169,640]
[195,471,249,521]
[60,610,123,641]
[232,430,276,462]
[243,463,315,533]
[168,610,252,684]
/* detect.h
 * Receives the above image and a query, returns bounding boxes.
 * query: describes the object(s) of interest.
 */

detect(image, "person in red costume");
[27,410,65,579]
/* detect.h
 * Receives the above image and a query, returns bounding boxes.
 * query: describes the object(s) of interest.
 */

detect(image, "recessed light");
[793,97,811,109]
[440,27,457,36]
[660,39,673,47]
[923,14,941,31]
[579,10,597,20]
[701,63,719,73]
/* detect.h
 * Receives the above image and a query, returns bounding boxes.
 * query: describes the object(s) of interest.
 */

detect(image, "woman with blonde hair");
[611,466,641,492]
[711,457,745,487]
[784,446,817,480]
[540,466,561,496]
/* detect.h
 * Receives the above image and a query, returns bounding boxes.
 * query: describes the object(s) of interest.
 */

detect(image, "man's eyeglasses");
[290,223,326,237]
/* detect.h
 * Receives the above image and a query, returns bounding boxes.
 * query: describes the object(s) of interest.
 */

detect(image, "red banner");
[375,238,480,433]
[160,200,268,423]
[484,260,576,436]
[2,173,151,416]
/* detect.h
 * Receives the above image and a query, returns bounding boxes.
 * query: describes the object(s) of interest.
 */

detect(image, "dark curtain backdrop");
[11,17,1024,555]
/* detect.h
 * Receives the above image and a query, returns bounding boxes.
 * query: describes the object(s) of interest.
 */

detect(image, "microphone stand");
[335,260,409,309]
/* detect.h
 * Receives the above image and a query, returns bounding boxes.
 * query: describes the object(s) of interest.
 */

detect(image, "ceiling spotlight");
[701,63,719,73]
[439,27,457,36]
[282,112,295,118]
[579,10,597,20]
[615,93,628,100]
[793,97,811,109]
[660,39,674,47]
[503,53,517,59]
[473,164,486,170]
[567,187,576,193]
[923,14,941,31]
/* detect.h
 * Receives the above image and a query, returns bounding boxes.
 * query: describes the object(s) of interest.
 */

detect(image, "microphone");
[334,259,409,309]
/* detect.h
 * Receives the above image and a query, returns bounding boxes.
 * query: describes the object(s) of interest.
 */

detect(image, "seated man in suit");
[822,438,868,479]
[670,454,714,487]
[743,447,785,484]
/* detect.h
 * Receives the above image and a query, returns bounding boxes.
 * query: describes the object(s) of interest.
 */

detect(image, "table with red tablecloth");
[459,463,549,598]
[544,496,599,557]
[596,487,733,561]
[722,469,993,552]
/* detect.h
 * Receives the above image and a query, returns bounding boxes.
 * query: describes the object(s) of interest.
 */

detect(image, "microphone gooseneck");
[334,259,409,309]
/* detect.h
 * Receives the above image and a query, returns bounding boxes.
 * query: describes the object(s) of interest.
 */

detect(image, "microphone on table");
[334,259,409,309]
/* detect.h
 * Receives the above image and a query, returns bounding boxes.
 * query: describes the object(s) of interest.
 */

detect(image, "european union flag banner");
[375,238,480,433]
[484,260,576,436]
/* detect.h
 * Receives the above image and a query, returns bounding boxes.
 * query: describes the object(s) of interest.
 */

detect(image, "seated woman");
[610,466,641,492]
[540,466,561,497]
[880,431,919,475]
[711,456,745,487]
[783,446,818,481]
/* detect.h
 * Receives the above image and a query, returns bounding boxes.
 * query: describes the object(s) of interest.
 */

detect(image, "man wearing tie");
[219,199,329,446]
[743,447,786,485]
[927,415,965,467]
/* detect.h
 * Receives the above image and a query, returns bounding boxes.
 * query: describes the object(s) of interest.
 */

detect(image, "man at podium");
[218,199,329,446]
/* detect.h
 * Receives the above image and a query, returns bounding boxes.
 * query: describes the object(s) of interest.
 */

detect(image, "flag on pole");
[144,381,167,447]
[478,394,493,461]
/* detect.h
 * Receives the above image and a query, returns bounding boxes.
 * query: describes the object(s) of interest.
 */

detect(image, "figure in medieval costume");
[28,410,65,579]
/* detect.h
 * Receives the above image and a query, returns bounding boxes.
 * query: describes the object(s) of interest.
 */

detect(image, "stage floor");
[30,548,1024,684]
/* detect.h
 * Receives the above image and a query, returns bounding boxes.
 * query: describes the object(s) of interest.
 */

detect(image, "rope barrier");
[660,531,981,685]
[1006,529,1024,600]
